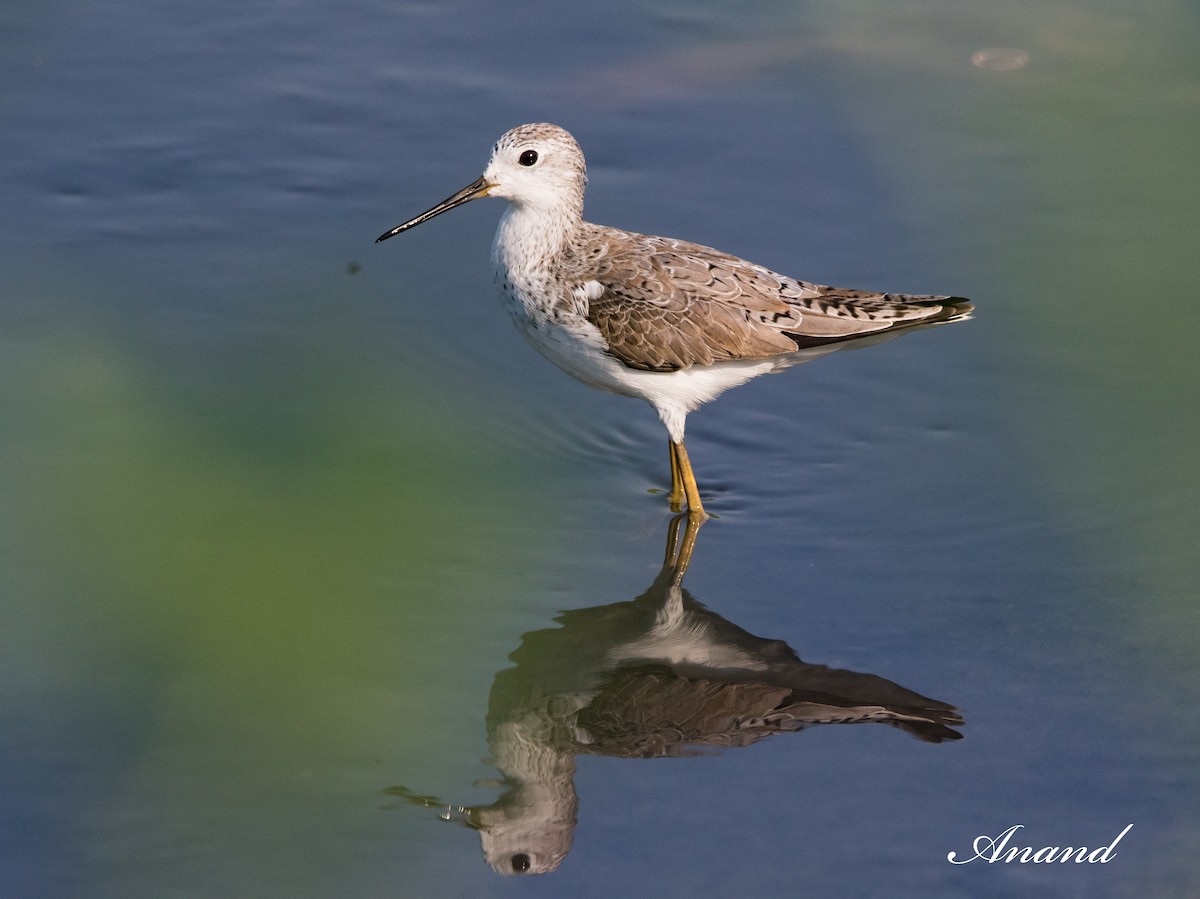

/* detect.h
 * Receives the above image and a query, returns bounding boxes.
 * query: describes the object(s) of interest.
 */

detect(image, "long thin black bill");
[375,175,492,243]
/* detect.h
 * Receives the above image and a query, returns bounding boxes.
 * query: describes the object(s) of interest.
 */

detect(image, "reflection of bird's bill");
[375,175,492,242]
[383,786,483,830]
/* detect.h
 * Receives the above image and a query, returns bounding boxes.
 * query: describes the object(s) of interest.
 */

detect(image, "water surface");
[2,0,1198,896]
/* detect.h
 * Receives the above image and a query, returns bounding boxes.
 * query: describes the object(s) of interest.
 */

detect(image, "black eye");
[511,853,531,873]
[518,150,538,167]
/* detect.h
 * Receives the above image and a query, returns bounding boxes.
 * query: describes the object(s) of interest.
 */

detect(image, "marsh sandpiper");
[377,123,972,519]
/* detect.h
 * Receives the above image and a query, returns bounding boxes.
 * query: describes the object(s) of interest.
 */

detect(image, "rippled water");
[2,0,1198,896]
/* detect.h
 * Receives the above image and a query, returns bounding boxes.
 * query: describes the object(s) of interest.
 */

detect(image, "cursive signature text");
[947,824,1133,865]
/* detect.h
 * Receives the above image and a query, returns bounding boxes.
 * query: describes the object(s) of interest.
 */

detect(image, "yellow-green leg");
[670,440,707,521]
[668,441,685,512]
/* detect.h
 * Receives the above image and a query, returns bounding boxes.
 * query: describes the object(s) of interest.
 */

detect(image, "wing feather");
[578,226,971,371]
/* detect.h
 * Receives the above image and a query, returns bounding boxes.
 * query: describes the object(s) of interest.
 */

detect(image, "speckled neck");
[492,201,583,277]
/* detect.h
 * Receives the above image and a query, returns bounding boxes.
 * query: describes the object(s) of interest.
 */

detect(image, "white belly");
[499,280,783,440]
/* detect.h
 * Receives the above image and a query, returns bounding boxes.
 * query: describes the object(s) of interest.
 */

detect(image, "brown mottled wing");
[575,665,964,757]
[584,228,971,371]
[585,233,799,371]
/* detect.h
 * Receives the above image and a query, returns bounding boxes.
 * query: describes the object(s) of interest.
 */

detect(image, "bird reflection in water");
[388,515,963,875]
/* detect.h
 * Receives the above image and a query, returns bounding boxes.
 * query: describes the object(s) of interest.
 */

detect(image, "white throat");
[492,202,579,278]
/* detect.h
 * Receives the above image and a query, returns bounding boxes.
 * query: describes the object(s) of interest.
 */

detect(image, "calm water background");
[2,0,1199,896]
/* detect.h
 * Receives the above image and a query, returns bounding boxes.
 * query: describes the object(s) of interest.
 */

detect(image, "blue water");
[2,1,1198,897]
